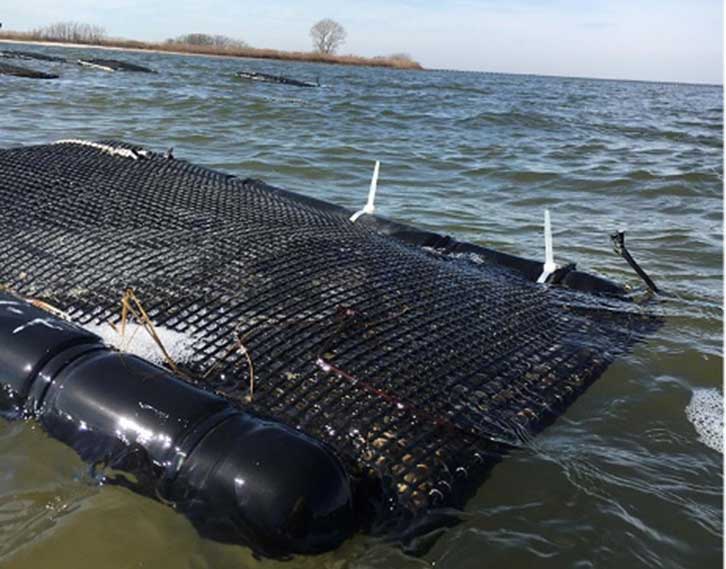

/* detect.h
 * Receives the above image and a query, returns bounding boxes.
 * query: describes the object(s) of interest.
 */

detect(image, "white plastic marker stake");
[536,209,557,283]
[350,161,380,223]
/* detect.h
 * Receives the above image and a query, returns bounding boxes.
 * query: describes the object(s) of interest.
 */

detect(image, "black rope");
[611,231,660,294]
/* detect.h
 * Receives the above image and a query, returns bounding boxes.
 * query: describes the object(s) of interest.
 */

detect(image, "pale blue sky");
[3,0,723,83]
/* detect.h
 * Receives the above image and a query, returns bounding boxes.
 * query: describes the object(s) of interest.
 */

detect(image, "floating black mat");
[236,70,318,87]
[77,58,154,72]
[0,49,67,62]
[0,61,58,79]
[0,141,657,535]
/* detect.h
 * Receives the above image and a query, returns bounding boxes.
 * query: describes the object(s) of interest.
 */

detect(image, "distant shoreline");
[0,34,423,71]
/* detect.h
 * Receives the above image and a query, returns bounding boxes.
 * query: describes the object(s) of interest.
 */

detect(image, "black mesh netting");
[0,141,656,531]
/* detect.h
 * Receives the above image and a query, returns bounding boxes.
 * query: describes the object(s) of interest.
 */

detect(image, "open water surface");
[0,44,722,568]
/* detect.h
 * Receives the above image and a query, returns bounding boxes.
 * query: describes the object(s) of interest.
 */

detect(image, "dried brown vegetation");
[0,29,423,70]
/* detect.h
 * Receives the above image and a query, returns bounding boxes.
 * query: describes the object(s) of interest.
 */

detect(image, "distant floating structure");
[0,48,155,75]
[235,70,318,88]
[0,61,59,79]
[0,49,66,62]
[77,58,154,73]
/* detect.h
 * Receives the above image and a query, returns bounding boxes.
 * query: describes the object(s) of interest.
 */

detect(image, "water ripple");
[0,44,722,569]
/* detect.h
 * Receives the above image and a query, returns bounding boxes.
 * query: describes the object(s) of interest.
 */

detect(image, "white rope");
[536,209,558,283]
[350,161,380,223]
[53,139,148,160]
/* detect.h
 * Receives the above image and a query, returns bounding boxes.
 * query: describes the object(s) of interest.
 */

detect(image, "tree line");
[18,19,413,62]
[165,34,248,49]
[31,21,106,43]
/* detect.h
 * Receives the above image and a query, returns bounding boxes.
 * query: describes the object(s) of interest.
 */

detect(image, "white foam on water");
[82,321,197,366]
[685,388,724,453]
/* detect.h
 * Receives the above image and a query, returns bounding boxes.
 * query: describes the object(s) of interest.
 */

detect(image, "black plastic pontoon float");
[235,70,318,87]
[0,140,658,556]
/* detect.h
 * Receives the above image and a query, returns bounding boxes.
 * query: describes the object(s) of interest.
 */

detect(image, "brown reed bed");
[0,31,423,70]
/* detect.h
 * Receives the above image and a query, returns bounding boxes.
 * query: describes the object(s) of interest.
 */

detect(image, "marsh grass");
[0,31,423,70]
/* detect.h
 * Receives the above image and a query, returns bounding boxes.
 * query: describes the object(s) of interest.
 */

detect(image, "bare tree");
[34,22,106,43]
[310,19,346,54]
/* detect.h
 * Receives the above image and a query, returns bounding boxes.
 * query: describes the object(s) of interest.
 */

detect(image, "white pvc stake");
[350,161,380,223]
[536,209,557,283]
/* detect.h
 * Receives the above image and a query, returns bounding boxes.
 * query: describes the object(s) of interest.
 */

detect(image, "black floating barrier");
[0,141,661,552]
[248,176,628,296]
[77,58,155,73]
[235,71,318,87]
[0,61,59,79]
[0,49,67,62]
[0,292,355,557]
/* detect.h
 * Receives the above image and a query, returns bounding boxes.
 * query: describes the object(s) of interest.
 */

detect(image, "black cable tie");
[610,231,659,294]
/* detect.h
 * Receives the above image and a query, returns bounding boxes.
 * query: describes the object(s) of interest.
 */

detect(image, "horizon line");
[1,37,722,88]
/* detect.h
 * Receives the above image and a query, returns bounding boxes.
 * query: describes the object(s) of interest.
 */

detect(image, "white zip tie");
[536,209,558,284]
[350,161,380,223]
[53,139,148,160]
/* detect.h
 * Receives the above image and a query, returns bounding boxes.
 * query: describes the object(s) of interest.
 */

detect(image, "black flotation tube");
[0,49,67,62]
[0,50,155,74]
[248,177,628,296]
[0,141,660,556]
[235,71,318,87]
[77,58,155,72]
[0,61,59,79]
[0,292,355,557]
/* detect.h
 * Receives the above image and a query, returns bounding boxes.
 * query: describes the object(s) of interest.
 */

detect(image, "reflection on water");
[0,43,722,569]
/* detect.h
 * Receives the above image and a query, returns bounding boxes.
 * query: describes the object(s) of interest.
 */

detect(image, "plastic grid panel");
[0,141,651,529]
